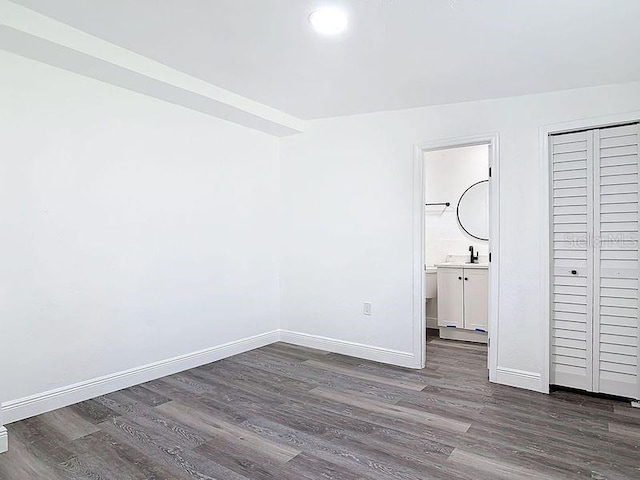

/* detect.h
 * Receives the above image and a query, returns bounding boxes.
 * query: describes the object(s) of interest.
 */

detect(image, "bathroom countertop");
[435,262,488,269]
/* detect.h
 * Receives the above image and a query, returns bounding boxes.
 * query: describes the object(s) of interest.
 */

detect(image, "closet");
[551,123,640,399]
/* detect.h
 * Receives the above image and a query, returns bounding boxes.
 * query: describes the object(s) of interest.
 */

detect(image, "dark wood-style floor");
[1,334,639,480]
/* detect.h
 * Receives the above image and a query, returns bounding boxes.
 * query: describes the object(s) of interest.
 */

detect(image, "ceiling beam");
[0,1,305,136]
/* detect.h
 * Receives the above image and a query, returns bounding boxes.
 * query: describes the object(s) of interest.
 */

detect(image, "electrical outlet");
[363,302,372,316]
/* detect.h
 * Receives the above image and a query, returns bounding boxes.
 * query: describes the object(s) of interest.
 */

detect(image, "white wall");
[0,51,280,406]
[279,81,640,388]
[4,43,640,416]
[424,145,489,266]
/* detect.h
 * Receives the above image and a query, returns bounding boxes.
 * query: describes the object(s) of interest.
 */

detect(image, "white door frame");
[540,111,640,395]
[413,133,500,378]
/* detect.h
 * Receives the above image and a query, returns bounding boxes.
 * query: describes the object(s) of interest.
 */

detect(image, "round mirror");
[457,180,489,241]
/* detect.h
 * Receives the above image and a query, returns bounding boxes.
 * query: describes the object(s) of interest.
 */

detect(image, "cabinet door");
[437,268,464,328]
[463,269,488,332]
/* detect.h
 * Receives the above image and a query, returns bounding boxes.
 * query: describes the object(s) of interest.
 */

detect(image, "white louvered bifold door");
[551,131,594,391]
[593,124,640,399]
[551,124,640,400]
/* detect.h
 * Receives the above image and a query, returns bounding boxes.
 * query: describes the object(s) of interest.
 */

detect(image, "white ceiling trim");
[0,1,305,136]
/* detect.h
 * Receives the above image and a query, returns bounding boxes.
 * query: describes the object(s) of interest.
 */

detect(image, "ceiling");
[11,0,640,119]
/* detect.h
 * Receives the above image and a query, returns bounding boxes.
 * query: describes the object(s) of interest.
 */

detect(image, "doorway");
[413,134,499,380]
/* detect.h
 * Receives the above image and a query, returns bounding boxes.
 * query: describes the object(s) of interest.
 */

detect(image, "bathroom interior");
[424,144,490,356]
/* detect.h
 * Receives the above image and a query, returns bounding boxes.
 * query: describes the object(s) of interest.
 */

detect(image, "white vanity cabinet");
[437,264,488,341]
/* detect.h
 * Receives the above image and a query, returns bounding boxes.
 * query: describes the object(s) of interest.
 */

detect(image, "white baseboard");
[1,326,545,432]
[426,317,438,329]
[278,329,418,368]
[495,366,543,393]
[1,328,418,426]
[2,330,279,425]
[0,427,7,453]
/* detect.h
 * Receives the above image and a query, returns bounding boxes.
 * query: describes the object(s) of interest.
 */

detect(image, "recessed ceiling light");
[309,8,348,35]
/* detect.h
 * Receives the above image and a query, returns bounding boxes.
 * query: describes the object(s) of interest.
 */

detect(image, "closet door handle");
[464,277,468,281]
[571,270,577,275]
[458,276,462,280]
